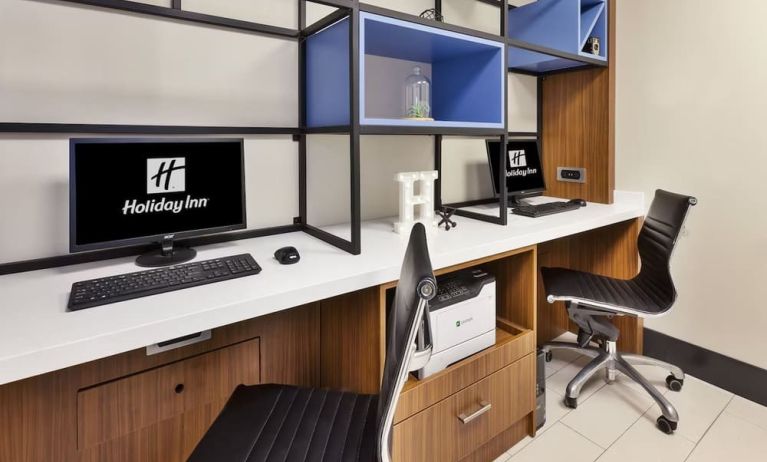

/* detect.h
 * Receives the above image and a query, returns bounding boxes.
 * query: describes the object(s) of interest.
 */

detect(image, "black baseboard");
[644,328,767,406]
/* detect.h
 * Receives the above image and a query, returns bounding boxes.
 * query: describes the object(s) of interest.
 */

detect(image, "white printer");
[416,267,496,379]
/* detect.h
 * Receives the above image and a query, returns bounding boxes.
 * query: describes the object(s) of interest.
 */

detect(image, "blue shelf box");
[306,13,506,130]
[507,0,608,73]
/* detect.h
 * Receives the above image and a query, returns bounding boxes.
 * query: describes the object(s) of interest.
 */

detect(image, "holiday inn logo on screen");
[147,157,186,194]
[121,157,209,216]
[506,149,538,178]
[508,150,527,168]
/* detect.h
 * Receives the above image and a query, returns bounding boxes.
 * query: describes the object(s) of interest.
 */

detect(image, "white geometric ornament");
[394,170,439,234]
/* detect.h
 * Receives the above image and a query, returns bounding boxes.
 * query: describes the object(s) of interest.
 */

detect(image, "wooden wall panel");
[486,249,537,331]
[536,237,572,344]
[320,287,385,394]
[537,218,643,353]
[542,68,611,203]
[541,0,616,204]
[608,0,617,201]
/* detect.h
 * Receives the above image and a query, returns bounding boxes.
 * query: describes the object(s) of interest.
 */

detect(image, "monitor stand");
[136,236,197,268]
[508,192,542,207]
[509,195,530,207]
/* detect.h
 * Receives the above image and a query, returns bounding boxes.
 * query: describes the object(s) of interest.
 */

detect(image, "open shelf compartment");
[361,13,505,129]
[391,246,538,423]
[507,0,607,74]
[304,12,506,131]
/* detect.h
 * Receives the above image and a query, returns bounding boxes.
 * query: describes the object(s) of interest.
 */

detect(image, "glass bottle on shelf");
[404,66,432,121]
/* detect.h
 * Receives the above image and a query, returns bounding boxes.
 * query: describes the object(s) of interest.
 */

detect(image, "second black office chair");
[188,223,436,462]
[540,189,697,434]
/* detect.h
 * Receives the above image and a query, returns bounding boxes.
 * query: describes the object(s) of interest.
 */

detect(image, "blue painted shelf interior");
[361,13,505,128]
[305,13,506,129]
[306,18,351,128]
[507,0,607,73]
[506,47,596,74]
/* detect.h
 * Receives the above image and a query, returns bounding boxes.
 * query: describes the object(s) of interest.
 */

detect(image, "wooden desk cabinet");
[310,246,541,461]
[320,220,641,461]
[0,304,321,462]
[77,338,261,460]
[0,219,641,462]
[393,339,535,462]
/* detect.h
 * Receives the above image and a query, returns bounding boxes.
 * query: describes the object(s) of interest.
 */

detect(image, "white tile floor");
[494,335,767,462]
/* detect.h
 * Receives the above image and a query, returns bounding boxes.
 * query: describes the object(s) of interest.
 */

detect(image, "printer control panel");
[432,268,495,311]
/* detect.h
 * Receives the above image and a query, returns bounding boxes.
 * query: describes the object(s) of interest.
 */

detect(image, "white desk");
[0,192,643,386]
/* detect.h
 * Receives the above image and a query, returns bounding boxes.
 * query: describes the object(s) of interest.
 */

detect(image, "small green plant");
[407,101,431,119]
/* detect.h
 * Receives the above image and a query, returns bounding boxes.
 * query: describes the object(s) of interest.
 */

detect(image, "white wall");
[0,0,300,263]
[0,0,298,126]
[616,0,767,368]
[0,0,535,262]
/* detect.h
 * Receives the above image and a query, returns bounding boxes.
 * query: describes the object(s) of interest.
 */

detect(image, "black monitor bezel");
[69,137,247,253]
[485,138,547,199]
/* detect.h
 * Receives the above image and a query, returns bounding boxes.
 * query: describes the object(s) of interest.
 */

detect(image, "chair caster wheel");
[564,396,578,409]
[656,416,677,434]
[545,351,553,362]
[666,375,684,392]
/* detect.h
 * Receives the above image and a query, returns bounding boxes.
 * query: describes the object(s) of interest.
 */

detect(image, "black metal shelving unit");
[0,0,609,275]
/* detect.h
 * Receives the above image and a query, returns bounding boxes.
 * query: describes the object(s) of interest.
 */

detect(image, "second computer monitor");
[486,139,546,202]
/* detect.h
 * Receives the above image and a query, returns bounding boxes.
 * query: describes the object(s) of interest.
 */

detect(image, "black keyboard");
[68,253,261,311]
[512,201,583,218]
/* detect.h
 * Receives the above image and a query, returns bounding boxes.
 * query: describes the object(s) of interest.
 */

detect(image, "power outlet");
[557,167,586,183]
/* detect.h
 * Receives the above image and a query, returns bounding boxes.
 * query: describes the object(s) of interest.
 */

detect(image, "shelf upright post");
[433,0,443,215]
[349,4,362,254]
[434,135,443,210]
[500,0,509,225]
[298,0,307,226]
[537,71,544,167]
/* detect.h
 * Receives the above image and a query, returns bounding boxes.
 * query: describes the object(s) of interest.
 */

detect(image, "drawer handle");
[146,330,212,356]
[175,384,185,394]
[458,401,492,424]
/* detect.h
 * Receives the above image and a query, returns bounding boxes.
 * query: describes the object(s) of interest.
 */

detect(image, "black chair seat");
[190,224,437,462]
[541,267,673,315]
[189,384,378,462]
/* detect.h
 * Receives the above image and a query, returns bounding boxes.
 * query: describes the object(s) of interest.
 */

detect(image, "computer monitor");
[70,138,246,267]
[486,139,546,204]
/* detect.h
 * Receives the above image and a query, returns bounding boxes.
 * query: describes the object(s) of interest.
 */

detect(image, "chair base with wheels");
[540,190,697,434]
[540,304,685,434]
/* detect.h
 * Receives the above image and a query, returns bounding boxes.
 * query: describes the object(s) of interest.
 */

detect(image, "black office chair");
[540,190,697,435]
[188,223,436,462]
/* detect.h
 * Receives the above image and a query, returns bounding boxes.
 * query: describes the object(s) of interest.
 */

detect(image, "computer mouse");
[274,246,300,265]
[569,198,587,207]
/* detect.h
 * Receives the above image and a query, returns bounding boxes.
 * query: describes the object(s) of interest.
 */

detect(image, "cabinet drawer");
[395,327,535,423]
[392,353,534,462]
[77,338,260,454]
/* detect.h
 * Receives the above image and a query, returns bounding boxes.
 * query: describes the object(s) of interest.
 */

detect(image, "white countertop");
[0,192,644,385]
